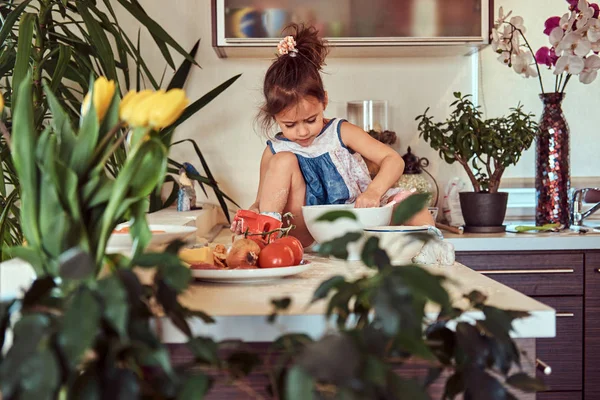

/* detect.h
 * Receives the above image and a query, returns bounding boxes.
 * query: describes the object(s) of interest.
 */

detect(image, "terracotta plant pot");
[459,192,509,233]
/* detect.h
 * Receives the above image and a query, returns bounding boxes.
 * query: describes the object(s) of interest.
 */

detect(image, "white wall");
[115,0,599,210]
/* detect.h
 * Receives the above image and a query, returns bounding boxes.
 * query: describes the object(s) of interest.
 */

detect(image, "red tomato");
[274,236,304,265]
[258,243,295,268]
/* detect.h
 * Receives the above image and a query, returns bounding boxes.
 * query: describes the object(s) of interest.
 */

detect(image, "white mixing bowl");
[302,203,394,260]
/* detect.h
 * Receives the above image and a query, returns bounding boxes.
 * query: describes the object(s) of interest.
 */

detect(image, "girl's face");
[274,95,328,147]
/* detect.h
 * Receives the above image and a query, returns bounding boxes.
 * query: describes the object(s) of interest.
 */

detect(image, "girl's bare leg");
[258,152,314,247]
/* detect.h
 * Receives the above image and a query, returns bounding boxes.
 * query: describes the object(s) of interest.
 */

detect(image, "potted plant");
[0,0,241,260]
[416,92,539,232]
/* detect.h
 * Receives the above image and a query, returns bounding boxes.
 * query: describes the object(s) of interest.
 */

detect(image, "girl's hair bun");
[282,23,328,70]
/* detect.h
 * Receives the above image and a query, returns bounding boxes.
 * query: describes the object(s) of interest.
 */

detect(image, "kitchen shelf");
[211,0,493,58]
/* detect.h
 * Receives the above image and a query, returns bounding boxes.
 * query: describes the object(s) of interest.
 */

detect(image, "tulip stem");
[91,122,124,164]
[98,132,128,170]
[0,120,11,148]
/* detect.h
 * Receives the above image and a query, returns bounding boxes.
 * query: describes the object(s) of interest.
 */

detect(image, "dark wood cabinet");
[455,252,584,296]
[533,296,583,391]
[538,392,582,400]
[585,251,600,400]
[456,249,596,400]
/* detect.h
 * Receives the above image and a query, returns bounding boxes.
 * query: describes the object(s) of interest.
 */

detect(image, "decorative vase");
[535,92,570,227]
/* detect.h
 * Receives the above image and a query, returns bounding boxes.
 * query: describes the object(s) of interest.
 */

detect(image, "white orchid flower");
[512,51,538,77]
[550,26,565,48]
[498,51,511,65]
[579,54,600,83]
[592,39,600,52]
[554,54,586,74]
[576,1,595,30]
[495,7,513,26]
[510,16,526,33]
[587,19,600,42]
[558,32,592,56]
[560,11,577,33]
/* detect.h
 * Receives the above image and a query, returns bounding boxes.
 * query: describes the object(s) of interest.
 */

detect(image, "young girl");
[232,24,434,247]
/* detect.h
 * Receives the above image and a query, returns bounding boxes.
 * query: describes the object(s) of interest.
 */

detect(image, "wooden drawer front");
[534,296,583,392]
[585,252,600,400]
[538,392,582,400]
[455,252,583,296]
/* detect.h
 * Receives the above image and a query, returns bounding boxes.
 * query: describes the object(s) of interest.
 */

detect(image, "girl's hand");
[355,190,381,208]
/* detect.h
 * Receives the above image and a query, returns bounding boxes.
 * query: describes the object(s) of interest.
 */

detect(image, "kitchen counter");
[158,256,556,344]
[444,229,600,252]
[145,209,556,344]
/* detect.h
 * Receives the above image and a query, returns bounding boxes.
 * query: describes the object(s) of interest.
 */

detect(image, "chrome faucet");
[570,188,600,226]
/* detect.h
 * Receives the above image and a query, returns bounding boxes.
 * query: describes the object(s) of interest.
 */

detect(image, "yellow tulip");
[119,89,152,123]
[81,76,116,121]
[125,90,165,128]
[0,92,4,112]
[148,89,189,129]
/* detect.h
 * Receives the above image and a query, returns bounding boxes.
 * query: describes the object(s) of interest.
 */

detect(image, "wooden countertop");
[144,209,556,343]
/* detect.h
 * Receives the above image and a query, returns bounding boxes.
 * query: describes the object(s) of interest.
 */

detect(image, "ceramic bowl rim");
[363,225,430,233]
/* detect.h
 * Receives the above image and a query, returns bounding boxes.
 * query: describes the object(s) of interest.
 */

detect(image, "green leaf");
[116,0,197,67]
[162,74,242,133]
[361,236,391,270]
[2,246,44,274]
[59,287,101,367]
[364,355,388,387]
[227,351,261,378]
[70,78,100,174]
[11,13,35,106]
[50,44,72,92]
[187,336,220,365]
[97,276,129,338]
[161,262,192,293]
[311,275,346,303]
[315,210,357,222]
[271,333,313,352]
[38,171,69,262]
[317,232,362,260]
[76,3,116,80]
[506,372,547,392]
[285,365,314,400]
[20,348,61,398]
[271,297,291,311]
[395,265,451,310]
[58,248,95,281]
[21,277,56,309]
[443,371,464,399]
[11,74,41,249]
[168,39,200,90]
[68,368,101,400]
[0,314,50,397]
[386,373,429,400]
[0,1,32,47]
[43,84,77,162]
[177,374,211,400]
[392,193,430,224]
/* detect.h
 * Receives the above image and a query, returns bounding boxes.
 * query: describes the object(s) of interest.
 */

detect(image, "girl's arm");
[340,121,405,208]
[250,146,274,211]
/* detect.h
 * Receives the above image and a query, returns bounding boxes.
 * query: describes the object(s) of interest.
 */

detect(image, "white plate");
[191,261,311,284]
[108,224,197,248]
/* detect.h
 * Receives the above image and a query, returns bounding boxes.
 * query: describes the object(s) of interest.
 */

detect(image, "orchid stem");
[508,23,545,95]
